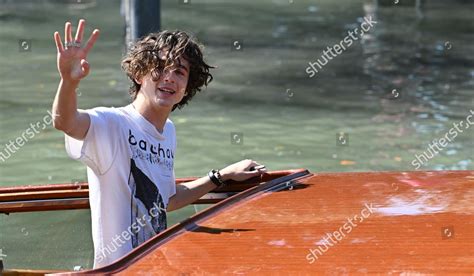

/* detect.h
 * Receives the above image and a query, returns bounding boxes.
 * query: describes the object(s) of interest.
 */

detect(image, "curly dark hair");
[121,30,214,111]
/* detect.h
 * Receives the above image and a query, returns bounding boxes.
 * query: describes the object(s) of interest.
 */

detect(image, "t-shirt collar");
[123,104,166,140]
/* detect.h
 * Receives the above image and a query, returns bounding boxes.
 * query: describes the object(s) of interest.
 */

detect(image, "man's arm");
[166,176,217,212]
[51,19,99,140]
[167,159,266,212]
[52,79,90,139]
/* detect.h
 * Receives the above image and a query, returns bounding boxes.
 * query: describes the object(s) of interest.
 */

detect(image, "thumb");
[80,59,90,78]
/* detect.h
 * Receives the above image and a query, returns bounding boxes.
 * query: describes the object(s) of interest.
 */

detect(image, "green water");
[0,0,473,270]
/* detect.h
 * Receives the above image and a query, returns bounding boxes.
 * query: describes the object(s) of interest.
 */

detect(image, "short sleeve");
[65,107,120,175]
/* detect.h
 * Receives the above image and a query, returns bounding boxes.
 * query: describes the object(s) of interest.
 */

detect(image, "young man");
[52,19,266,268]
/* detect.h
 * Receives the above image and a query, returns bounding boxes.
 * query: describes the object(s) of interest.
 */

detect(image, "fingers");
[65,22,72,44]
[246,160,267,174]
[244,169,266,179]
[219,159,266,182]
[249,164,264,170]
[249,168,266,174]
[54,31,64,53]
[61,20,98,53]
[75,19,85,43]
[246,160,263,169]
[84,29,100,55]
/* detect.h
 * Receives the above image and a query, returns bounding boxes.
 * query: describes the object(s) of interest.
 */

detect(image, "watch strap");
[208,169,225,188]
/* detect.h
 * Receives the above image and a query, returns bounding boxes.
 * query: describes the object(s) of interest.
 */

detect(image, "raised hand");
[54,19,100,82]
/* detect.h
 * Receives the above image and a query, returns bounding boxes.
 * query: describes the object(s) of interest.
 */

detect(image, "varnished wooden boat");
[1,169,473,275]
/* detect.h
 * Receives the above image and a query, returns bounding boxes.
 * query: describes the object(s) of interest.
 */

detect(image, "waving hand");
[54,19,99,81]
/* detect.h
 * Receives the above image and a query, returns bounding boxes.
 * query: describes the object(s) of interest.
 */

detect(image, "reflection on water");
[0,0,472,270]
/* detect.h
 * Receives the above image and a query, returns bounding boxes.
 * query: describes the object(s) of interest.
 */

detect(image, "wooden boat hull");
[2,170,473,275]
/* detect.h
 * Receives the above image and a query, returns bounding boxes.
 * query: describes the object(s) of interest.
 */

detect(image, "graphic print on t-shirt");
[128,129,174,174]
[128,159,167,248]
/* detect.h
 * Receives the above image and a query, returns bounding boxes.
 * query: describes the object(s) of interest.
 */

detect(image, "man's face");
[138,52,190,111]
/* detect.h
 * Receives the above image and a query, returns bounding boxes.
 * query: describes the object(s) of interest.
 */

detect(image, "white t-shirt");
[65,104,177,268]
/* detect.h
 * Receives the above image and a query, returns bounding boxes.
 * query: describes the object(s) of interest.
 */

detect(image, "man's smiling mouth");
[157,87,176,95]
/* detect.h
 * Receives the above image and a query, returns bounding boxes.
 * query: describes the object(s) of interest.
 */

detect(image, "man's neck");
[132,96,172,134]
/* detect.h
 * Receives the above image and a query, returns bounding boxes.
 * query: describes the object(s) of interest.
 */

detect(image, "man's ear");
[134,77,142,85]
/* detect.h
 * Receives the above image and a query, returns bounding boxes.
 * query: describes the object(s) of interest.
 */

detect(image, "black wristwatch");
[208,169,226,188]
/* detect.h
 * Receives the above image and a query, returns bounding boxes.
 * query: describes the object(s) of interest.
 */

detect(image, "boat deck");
[53,170,474,275]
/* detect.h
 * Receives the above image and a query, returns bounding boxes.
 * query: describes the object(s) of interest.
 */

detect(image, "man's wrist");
[60,78,80,89]
[208,169,226,188]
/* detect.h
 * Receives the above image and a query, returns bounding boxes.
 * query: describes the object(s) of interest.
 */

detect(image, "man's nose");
[163,70,176,83]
